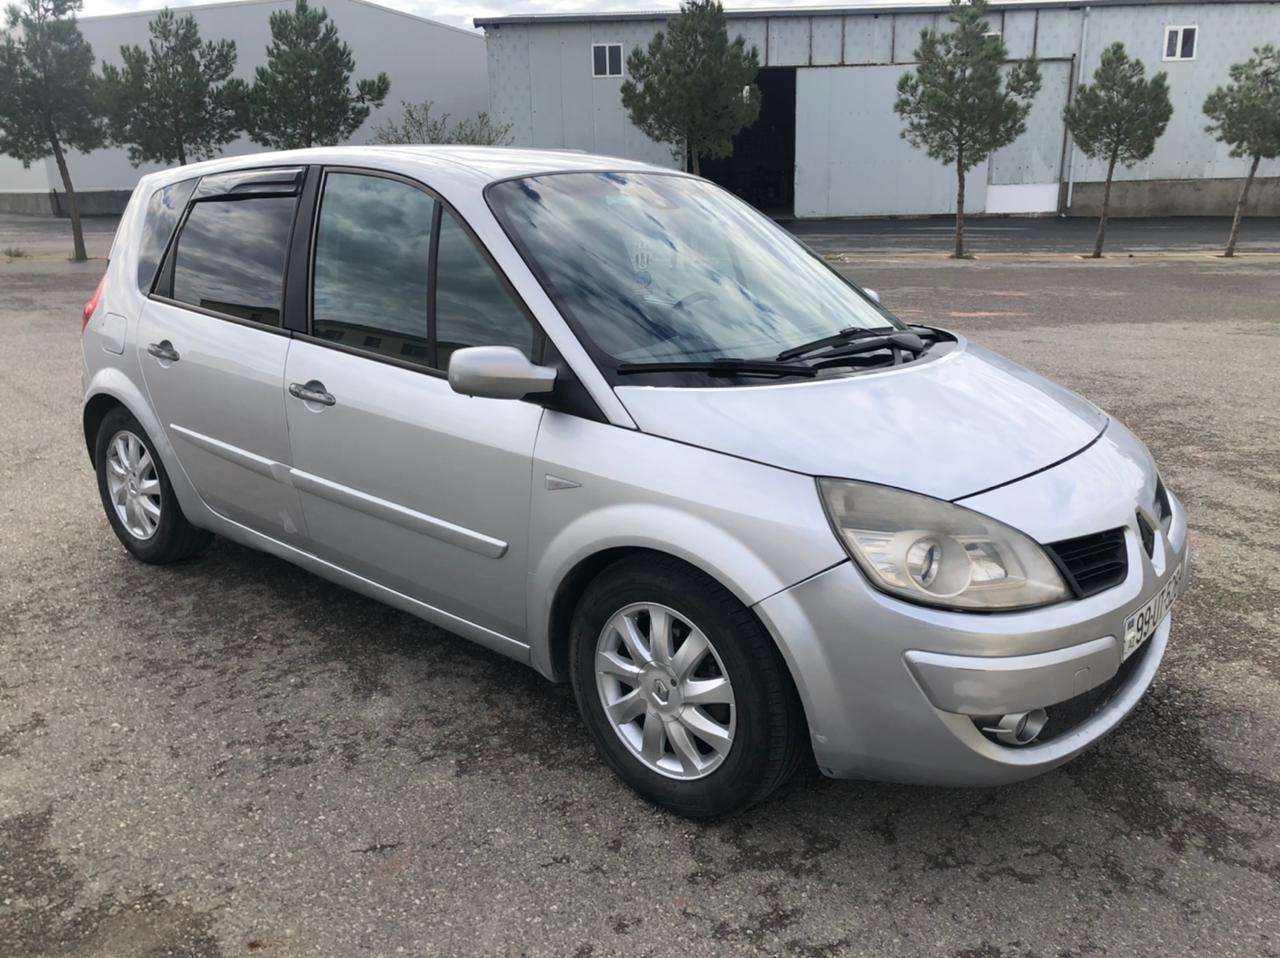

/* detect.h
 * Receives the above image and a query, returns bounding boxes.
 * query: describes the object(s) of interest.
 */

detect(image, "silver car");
[82,147,1188,818]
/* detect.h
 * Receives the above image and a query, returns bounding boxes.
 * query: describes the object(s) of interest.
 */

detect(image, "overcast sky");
[78,0,940,33]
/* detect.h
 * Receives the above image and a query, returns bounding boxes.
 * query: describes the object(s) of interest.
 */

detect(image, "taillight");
[83,272,106,333]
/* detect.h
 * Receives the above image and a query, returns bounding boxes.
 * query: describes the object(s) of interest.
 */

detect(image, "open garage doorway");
[700,67,796,217]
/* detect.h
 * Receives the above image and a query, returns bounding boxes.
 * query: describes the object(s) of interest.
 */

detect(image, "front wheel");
[569,555,808,818]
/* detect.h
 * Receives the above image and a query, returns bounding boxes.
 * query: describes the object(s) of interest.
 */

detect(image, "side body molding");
[168,423,508,559]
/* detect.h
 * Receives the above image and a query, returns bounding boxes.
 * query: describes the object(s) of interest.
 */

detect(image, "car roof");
[137,145,677,194]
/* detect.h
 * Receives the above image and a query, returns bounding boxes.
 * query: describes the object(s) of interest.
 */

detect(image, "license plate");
[1122,561,1185,660]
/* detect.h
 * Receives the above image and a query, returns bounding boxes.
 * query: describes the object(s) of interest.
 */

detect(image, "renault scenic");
[82,147,1188,817]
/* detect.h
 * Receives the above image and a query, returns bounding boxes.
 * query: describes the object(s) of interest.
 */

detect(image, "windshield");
[486,172,899,366]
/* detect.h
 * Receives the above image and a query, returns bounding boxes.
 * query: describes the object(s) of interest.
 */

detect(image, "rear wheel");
[570,555,807,818]
[94,406,211,564]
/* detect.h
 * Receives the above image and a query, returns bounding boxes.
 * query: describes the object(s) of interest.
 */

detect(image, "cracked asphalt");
[2,216,1279,957]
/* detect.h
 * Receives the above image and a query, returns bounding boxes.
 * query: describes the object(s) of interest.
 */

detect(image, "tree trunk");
[1092,153,1117,259]
[1225,153,1261,258]
[953,160,966,259]
[691,151,700,176]
[177,141,187,165]
[49,135,87,263]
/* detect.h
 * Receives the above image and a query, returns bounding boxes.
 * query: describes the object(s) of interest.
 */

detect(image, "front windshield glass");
[487,172,898,365]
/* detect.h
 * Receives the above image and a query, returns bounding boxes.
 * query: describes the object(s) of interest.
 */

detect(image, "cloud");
[79,0,935,33]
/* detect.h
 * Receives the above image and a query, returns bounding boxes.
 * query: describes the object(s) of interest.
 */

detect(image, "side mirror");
[864,288,881,304]
[447,346,557,400]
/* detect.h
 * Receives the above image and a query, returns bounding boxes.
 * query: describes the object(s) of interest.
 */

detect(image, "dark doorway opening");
[700,67,796,217]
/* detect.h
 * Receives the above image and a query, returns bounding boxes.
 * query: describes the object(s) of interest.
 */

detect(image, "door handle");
[288,380,336,407]
[147,340,180,363]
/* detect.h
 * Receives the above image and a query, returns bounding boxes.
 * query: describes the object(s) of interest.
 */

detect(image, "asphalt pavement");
[2,215,1279,957]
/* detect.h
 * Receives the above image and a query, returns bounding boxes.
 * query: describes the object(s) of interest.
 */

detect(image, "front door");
[137,171,307,545]
[282,170,543,642]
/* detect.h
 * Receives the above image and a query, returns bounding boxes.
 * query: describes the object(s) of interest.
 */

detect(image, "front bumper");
[754,428,1189,786]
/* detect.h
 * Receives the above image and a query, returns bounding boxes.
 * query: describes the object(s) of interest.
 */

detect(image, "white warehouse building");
[477,0,1280,218]
[0,0,488,215]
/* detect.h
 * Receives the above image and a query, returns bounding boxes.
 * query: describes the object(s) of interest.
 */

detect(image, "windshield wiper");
[616,358,817,379]
[776,325,897,361]
[802,331,928,366]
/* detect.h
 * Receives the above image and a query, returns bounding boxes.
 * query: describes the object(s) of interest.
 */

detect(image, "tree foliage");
[1064,42,1172,257]
[620,0,760,174]
[894,0,1040,257]
[1203,45,1280,256]
[244,0,389,149]
[1066,43,1172,167]
[1204,45,1280,162]
[100,8,245,166]
[369,99,513,146]
[0,0,103,260]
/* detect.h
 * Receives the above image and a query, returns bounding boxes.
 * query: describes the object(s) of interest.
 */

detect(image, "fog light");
[983,708,1048,746]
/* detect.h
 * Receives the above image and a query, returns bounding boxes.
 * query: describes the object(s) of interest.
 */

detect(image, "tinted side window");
[435,211,533,367]
[169,195,296,327]
[137,178,197,292]
[311,173,436,363]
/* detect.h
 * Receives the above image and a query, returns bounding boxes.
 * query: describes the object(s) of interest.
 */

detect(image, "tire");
[569,554,808,819]
[94,406,211,564]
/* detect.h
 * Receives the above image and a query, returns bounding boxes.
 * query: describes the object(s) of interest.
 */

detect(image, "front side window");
[593,43,622,77]
[487,172,896,371]
[435,210,534,367]
[1164,25,1197,60]
[168,195,296,326]
[311,172,437,364]
[137,177,197,292]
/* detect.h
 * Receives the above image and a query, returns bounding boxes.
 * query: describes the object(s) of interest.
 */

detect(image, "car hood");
[613,338,1108,501]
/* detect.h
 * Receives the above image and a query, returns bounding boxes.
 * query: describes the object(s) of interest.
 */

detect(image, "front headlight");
[817,478,1069,611]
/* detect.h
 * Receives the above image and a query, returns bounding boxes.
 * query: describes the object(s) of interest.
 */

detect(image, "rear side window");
[136,178,197,292]
[166,195,297,326]
[435,210,534,367]
[311,172,437,363]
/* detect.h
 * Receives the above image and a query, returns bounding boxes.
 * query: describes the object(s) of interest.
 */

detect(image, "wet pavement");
[2,218,1278,956]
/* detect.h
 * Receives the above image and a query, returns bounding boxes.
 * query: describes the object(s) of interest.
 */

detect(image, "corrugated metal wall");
[3,0,489,196]
[482,2,1280,218]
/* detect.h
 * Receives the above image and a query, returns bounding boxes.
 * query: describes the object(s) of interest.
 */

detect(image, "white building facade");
[477,0,1280,218]
[0,0,488,215]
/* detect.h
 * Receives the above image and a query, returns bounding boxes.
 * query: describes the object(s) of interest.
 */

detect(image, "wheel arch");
[83,392,124,466]
[541,546,809,727]
[82,370,208,525]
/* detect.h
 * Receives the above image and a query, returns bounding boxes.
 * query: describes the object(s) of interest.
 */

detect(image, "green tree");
[100,8,245,167]
[244,0,389,149]
[1203,45,1280,257]
[620,0,760,175]
[0,0,103,261]
[893,0,1040,258]
[1064,43,1172,258]
[369,99,513,146]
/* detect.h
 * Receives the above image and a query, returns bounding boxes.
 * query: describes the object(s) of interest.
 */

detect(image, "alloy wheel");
[594,602,736,780]
[105,429,161,541]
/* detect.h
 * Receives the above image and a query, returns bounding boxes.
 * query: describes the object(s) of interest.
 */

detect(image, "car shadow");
[113,533,1280,902]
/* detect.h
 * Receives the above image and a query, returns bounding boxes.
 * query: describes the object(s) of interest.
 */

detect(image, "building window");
[592,43,622,77]
[1164,25,1197,61]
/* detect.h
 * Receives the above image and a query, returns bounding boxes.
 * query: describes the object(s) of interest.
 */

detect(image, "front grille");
[1136,512,1156,557]
[1153,476,1172,531]
[972,636,1155,747]
[1038,636,1154,742]
[1046,527,1128,598]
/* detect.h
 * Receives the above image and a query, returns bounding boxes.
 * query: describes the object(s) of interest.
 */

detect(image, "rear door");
[282,168,544,646]
[136,167,308,545]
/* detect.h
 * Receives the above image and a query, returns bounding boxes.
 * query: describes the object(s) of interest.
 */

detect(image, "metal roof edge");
[474,0,1270,28]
